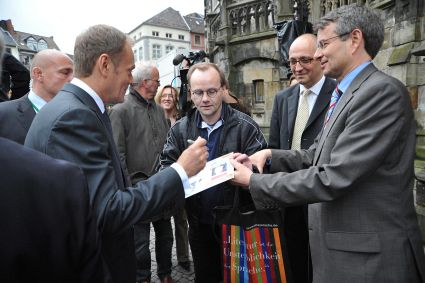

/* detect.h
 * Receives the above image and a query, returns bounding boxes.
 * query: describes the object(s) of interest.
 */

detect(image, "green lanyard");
[30,101,40,113]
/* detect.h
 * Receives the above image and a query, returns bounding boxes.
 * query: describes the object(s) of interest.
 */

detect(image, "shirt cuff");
[170,163,191,190]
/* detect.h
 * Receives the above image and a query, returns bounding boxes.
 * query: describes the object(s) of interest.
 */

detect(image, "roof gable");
[184,14,205,34]
[143,7,189,31]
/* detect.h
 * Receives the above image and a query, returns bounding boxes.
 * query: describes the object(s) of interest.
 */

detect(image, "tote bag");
[214,190,292,283]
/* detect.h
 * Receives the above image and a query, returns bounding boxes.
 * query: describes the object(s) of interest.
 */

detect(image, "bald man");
[0,49,73,144]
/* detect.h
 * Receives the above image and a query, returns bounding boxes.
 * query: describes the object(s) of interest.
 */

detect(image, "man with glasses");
[109,63,175,283]
[159,62,267,283]
[269,33,336,283]
[231,4,425,282]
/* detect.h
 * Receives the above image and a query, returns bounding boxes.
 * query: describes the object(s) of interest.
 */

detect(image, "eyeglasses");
[289,57,317,66]
[161,93,174,99]
[191,87,221,98]
[146,79,161,85]
[317,31,351,50]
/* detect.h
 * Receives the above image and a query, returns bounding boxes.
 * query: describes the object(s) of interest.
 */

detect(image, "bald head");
[289,33,323,88]
[31,49,73,101]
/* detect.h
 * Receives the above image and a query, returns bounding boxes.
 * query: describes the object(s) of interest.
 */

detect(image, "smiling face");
[189,67,224,125]
[289,34,323,88]
[314,23,352,82]
[160,86,177,111]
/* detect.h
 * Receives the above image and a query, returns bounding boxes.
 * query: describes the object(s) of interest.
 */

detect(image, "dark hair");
[315,4,384,59]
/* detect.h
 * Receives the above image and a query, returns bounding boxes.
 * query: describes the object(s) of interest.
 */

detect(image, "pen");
[187,139,195,145]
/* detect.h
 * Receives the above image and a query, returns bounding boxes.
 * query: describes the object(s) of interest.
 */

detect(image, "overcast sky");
[0,0,205,54]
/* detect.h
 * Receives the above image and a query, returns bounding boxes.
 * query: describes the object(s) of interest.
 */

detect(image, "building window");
[178,34,185,40]
[38,39,48,50]
[165,45,174,54]
[134,35,137,41]
[133,50,137,61]
[166,33,172,38]
[26,37,37,51]
[152,44,162,59]
[253,79,264,103]
[152,31,159,37]
[194,35,201,45]
[138,46,143,61]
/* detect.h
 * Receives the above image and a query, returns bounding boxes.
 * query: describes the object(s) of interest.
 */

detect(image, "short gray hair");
[132,63,156,83]
[315,4,384,59]
[130,63,157,90]
[73,24,131,77]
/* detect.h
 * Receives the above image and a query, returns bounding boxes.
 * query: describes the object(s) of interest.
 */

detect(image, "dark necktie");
[324,85,343,127]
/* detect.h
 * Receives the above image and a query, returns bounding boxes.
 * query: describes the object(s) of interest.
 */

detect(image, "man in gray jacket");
[231,4,425,282]
[109,64,174,283]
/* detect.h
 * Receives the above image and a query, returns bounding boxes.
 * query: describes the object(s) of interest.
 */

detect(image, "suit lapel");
[17,95,36,132]
[305,78,333,129]
[313,65,378,165]
[287,85,300,140]
[62,83,129,187]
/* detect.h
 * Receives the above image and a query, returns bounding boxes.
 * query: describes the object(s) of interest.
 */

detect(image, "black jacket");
[0,53,30,101]
[159,103,267,222]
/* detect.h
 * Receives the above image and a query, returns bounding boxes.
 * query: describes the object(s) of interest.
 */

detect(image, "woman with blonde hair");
[155,85,181,126]
[155,84,191,270]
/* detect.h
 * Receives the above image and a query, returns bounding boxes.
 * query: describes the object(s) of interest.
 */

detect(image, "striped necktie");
[324,85,343,127]
[291,89,311,150]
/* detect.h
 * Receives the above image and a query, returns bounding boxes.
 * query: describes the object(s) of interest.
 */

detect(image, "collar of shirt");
[299,75,326,96]
[195,106,225,138]
[298,76,325,114]
[28,90,47,113]
[201,119,223,138]
[338,61,372,93]
[71,78,106,113]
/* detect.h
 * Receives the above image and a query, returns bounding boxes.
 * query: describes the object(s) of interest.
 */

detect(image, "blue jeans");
[134,218,173,281]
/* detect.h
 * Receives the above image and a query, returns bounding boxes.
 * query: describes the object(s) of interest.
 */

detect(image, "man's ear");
[350,28,363,54]
[32,67,43,81]
[97,53,111,77]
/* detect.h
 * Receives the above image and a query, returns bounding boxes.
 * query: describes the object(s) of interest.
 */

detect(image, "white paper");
[185,153,234,198]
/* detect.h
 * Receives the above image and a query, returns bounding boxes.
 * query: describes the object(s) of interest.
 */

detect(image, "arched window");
[26,37,37,51]
[38,39,48,50]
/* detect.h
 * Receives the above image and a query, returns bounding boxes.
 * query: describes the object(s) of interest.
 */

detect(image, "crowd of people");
[0,3,424,283]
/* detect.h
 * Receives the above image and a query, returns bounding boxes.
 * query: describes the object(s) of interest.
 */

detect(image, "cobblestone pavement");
[147,218,195,283]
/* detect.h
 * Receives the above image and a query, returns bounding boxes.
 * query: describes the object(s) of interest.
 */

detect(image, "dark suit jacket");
[268,77,335,283]
[252,64,425,282]
[0,94,35,144]
[25,83,185,283]
[269,77,336,150]
[0,137,103,283]
[0,53,30,101]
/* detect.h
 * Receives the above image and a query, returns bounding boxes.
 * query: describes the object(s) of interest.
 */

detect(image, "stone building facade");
[205,0,425,242]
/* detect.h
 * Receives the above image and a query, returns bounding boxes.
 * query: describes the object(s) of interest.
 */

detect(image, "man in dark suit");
[0,29,101,283]
[25,24,208,283]
[268,33,335,283]
[0,49,73,144]
[231,4,425,283]
[0,137,104,283]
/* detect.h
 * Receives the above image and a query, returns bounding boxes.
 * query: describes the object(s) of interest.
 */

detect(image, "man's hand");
[249,149,272,173]
[230,159,253,188]
[177,137,208,177]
